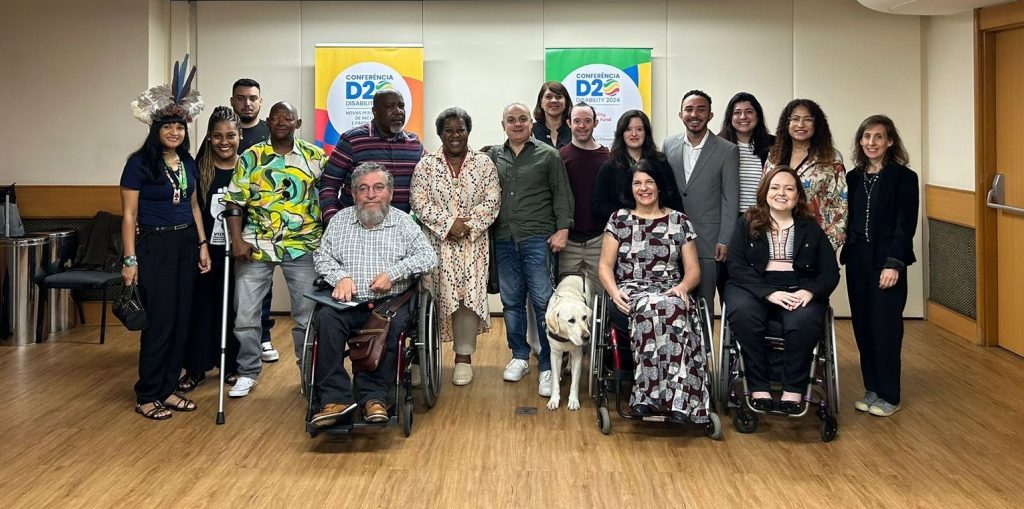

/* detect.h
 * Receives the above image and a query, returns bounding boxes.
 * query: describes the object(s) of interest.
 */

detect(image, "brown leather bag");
[347,289,415,373]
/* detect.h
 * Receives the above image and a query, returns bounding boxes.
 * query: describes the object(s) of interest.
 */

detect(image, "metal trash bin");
[0,236,50,346]
[32,230,79,339]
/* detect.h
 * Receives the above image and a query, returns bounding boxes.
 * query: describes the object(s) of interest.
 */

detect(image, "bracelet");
[123,255,138,267]
[198,239,209,247]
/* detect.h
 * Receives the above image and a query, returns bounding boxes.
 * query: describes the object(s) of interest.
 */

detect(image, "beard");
[355,203,389,227]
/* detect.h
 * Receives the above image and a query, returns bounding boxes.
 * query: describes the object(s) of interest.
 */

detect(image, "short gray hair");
[435,107,472,136]
[502,102,531,121]
[351,161,394,189]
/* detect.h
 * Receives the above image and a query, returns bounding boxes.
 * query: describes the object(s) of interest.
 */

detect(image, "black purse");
[113,284,149,331]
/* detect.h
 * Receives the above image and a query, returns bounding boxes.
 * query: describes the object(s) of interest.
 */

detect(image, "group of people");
[119,67,918,426]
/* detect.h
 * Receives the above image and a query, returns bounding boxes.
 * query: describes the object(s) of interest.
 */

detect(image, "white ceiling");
[858,0,1014,15]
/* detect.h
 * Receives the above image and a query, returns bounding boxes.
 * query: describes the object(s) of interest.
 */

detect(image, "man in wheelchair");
[310,162,437,428]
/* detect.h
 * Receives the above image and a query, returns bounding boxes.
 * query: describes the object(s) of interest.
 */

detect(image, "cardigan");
[726,215,840,301]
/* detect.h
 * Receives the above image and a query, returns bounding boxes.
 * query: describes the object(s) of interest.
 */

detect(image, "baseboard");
[927,301,977,343]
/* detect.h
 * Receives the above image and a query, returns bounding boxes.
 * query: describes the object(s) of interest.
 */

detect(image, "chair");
[41,270,122,344]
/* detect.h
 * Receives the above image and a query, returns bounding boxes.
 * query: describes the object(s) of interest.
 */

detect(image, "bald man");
[223,101,327,397]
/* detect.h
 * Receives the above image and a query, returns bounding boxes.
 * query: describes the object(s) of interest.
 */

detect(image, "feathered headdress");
[131,53,204,125]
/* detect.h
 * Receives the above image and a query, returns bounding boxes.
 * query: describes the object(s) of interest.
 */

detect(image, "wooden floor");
[1,317,1023,508]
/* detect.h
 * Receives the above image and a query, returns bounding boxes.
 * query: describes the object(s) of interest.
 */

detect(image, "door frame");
[975,1,1024,347]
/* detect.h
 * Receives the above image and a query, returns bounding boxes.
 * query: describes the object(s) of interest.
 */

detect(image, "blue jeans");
[496,235,556,371]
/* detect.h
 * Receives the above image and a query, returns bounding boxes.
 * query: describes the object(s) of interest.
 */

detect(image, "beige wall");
[923,11,976,191]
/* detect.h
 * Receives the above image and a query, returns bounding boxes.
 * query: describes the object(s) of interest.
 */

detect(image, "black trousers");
[724,283,825,393]
[315,300,411,406]
[134,226,198,404]
[845,242,907,405]
[184,244,239,376]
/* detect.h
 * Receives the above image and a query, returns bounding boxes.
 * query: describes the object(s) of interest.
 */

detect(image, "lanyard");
[164,159,187,205]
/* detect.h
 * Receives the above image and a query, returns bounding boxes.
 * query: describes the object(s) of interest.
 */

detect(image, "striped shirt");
[319,123,425,222]
[313,206,437,302]
[737,141,763,214]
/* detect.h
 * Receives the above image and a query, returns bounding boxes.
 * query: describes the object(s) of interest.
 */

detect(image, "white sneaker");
[503,359,530,382]
[260,342,279,362]
[228,376,258,397]
[452,363,473,386]
[538,370,553,397]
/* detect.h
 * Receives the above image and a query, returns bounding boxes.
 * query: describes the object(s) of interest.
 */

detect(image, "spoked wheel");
[733,408,758,434]
[820,415,838,442]
[597,406,611,435]
[418,290,440,409]
[706,412,723,440]
[588,294,603,400]
[825,308,840,417]
[403,399,414,437]
[718,335,733,415]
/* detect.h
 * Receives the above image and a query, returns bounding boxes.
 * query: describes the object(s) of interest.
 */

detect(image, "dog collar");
[547,331,571,343]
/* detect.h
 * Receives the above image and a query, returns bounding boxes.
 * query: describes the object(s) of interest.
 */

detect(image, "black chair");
[41,270,122,344]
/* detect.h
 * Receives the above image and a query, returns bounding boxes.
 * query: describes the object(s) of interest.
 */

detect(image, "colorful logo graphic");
[326,62,414,135]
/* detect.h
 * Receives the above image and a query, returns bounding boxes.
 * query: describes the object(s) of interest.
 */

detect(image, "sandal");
[177,372,206,393]
[164,392,198,412]
[135,401,172,420]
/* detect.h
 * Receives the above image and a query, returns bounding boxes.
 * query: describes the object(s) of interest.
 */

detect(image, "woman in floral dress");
[597,159,709,423]
[410,107,500,386]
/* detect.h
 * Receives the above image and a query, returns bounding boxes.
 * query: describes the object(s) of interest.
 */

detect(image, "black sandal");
[135,401,172,420]
[177,372,206,393]
[164,392,198,412]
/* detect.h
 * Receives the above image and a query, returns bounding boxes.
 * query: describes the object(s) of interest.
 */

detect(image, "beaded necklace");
[862,170,881,242]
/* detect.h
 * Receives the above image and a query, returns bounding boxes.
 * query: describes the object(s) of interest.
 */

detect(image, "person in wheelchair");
[310,162,437,428]
[723,166,839,414]
[597,159,710,423]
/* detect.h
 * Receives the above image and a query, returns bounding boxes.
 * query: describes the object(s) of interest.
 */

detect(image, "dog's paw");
[546,396,560,411]
[568,397,580,411]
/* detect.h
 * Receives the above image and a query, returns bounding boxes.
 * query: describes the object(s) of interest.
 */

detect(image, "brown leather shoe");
[311,402,355,428]
[363,399,389,423]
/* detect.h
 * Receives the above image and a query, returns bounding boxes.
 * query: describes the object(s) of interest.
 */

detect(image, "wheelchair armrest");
[313,275,331,289]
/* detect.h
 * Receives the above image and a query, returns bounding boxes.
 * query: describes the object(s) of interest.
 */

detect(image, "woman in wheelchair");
[723,166,840,414]
[597,159,710,423]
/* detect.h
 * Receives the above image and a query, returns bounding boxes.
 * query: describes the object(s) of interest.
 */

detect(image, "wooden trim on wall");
[979,1,1024,31]
[81,301,120,329]
[18,186,121,219]
[925,185,976,228]
[927,301,978,342]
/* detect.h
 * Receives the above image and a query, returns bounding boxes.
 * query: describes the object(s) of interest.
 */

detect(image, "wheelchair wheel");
[403,399,414,437]
[717,310,733,413]
[706,411,723,440]
[418,288,441,409]
[597,406,611,435]
[589,293,605,400]
[299,307,318,397]
[820,415,838,442]
[733,408,758,434]
[825,307,840,415]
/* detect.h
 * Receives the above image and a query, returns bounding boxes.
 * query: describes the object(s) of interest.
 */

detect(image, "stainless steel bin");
[33,230,79,339]
[0,236,50,346]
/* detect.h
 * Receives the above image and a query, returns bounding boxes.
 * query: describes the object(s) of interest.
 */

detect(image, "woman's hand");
[447,217,470,240]
[121,266,137,286]
[611,288,631,314]
[767,290,814,311]
[879,268,899,289]
[198,244,211,273]
[663,283,691,309]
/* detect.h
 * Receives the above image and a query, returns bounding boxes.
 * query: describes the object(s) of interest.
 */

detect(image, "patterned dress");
[410,148,501,343]
[605,209,709,423]
[766,154,848,250]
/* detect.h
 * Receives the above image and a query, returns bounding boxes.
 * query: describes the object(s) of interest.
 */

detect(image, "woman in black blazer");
[842,115,919,417]
[724,166,840,414]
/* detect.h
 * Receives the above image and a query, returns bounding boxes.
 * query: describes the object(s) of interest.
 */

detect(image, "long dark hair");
[767,98,836,167]
[128,116,191,183]
[621,159,671,210]
[198,106,241,205]
[852,114,909,170]
[718,92,775,165]
[744,166,812,238]
[609,110,664,170]
[533,81,571,123]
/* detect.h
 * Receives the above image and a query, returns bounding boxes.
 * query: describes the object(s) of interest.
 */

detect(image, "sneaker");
[452,363,473,386]
[854,391,879,412]
[260,342,279,362]
[228,376,258,398]
[503,359,530,382]
[410,364,422,387]
[538,370,553,397]
[868,399,901,417]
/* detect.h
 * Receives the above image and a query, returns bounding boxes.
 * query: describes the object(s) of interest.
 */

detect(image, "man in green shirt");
[493,102,574,398]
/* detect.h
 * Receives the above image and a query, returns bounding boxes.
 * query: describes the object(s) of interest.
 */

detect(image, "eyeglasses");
[355,183,388,195]
[788,116,815,125]
[504,116,531,126]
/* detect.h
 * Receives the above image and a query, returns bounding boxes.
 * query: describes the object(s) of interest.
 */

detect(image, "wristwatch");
[123,255,138,267]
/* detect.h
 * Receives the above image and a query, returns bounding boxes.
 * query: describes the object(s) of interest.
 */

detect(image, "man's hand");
[231,238,257,262]
[369,272,392,294]
[332,277,355,302]
[548,229,569,253]
[447,217,471,241]
[714,243,729,262]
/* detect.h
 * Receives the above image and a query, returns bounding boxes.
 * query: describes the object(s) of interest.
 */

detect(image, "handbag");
[113,284,149,331]
[347,289,415,373]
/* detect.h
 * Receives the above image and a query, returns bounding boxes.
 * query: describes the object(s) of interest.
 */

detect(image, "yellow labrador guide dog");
[544,274,593,411]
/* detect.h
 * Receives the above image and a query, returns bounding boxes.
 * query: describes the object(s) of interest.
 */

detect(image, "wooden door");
[993,27,1024,356]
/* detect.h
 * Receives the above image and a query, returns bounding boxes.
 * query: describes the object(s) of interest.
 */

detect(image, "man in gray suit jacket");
[663,90,740,305]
